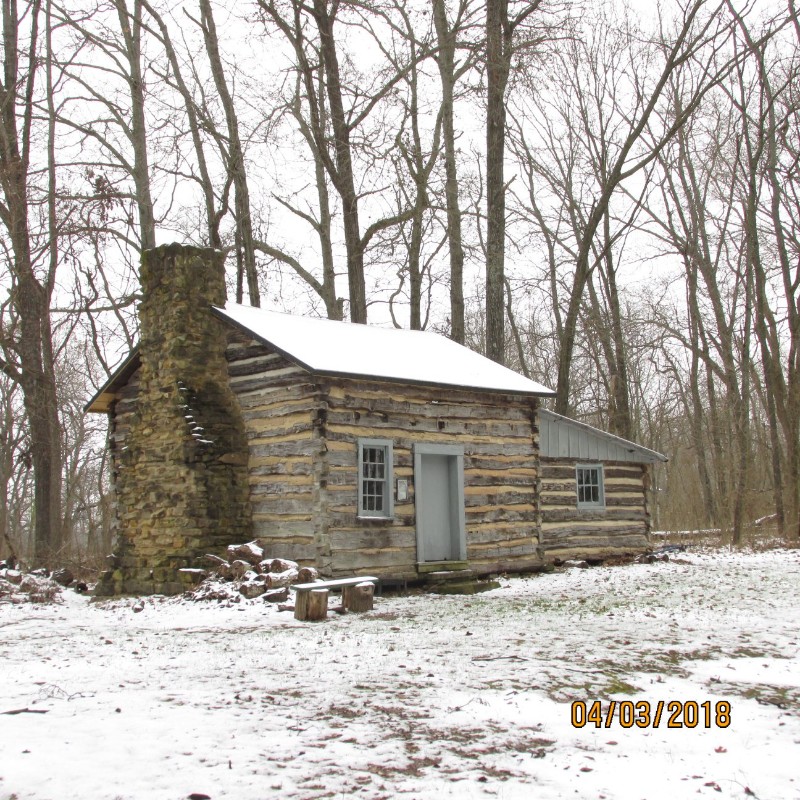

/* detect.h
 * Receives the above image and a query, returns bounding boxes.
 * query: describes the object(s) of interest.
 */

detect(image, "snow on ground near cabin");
[1,549,799,800]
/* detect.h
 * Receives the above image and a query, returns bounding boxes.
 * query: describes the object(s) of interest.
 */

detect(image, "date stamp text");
[571,700,731,729]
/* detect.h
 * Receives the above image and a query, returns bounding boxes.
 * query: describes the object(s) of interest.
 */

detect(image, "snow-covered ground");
[1,548,799,800]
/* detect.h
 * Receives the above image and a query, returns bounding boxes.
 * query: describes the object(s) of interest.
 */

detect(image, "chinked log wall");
[225,331,320,565]
[321,381,542,579]
[225,329,544,579]
[539,458,650,560]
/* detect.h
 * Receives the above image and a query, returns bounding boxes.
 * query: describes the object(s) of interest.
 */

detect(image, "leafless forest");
[0,0,798,569]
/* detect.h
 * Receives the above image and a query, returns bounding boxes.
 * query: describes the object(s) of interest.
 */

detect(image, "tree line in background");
[0,0,798,568]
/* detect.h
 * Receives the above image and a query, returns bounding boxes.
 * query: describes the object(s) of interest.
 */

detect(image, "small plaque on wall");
[396,478,409,502]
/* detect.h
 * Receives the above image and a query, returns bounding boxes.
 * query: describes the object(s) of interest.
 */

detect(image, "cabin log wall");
[105,369,140,547]
[320,380,542,578]
[225,331,320,563]
[539,458,650,559]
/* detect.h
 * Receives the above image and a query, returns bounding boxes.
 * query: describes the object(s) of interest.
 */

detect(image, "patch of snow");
[0,549,798,799]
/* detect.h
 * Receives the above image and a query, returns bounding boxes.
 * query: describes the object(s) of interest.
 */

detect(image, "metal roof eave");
[538,408,668,464]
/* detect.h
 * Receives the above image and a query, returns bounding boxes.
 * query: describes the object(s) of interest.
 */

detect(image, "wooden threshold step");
[416,560,469,574]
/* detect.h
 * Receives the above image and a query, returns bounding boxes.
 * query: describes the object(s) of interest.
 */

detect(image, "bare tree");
[529,1,740,416]
[259,0,421,323]
[53,0,158,252]
[254,72,342,319]
[726,3,800,538]
[508,8,645,438]
[432,0,478,342]
[0,372,25,561]
[196,0,260,305]
[113,0,156,250]
[484,0,546,364]
[0,0,63,565]
[140,0,225,251]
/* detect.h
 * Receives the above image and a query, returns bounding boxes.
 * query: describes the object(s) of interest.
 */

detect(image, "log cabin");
[86,244,666,595]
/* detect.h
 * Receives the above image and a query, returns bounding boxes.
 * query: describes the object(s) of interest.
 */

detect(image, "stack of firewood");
[184,540,320,603]
[0,564,63,604]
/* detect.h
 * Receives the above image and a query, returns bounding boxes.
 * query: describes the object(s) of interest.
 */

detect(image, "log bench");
[291,576,379,621]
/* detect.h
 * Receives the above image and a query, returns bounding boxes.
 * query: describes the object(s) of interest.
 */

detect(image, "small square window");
[358,439,393,518]
[577,465,604,509]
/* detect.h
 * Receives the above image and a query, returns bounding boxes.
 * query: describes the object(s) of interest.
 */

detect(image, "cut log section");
[294,588,329,621]
[343,582,374,613]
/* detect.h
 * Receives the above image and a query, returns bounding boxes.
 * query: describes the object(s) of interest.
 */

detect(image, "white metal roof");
[538,409,667,463]
[214,303,555,396]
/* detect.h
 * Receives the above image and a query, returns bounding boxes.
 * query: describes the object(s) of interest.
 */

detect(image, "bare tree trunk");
[505,277,530,377]
[731,259,753,546]
[731,5,799,538]
[485,0,546,363]
[198,0,260,306]
[113,0,156,251]
[432,0,466,343]
[393,3,441,331]
[485,0,511,364]
[603,261,632,438]
[685,260,718,527]
[0,0,63,567]
[590,213,633,439]
[313,144,343,320]
[310,0,366,323]
[764,380,786,536]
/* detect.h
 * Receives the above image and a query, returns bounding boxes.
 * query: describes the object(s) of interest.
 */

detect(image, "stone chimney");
[97,244,252,595]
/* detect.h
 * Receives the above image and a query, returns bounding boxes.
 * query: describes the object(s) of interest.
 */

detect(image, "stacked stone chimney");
[97,244,252,595]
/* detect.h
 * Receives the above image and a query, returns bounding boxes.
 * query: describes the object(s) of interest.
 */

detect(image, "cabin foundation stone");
[95,244,252,596]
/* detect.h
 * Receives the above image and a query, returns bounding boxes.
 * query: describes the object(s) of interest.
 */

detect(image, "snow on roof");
[214,303,555,396]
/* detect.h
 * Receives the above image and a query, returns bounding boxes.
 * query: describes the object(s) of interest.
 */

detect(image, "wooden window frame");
[357,438,394,519]
[576,463,605,510]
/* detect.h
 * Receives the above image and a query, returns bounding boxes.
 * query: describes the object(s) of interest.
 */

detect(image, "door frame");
[413,443,467,563]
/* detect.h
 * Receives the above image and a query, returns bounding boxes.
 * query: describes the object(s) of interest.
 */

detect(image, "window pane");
[360,443,390,516]
[577,467,602,507]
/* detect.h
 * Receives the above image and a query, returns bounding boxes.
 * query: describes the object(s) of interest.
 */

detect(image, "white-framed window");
[357,438,393,518]
[576,464,605,509]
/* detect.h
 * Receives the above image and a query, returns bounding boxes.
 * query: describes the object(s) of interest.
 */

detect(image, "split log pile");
[184,540,320,603]
[0,564,63,604]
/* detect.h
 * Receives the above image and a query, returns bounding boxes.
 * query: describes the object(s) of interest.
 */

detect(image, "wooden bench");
[290,576,379,621]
